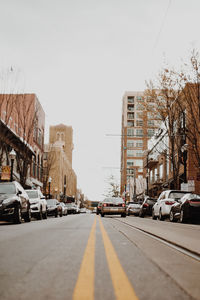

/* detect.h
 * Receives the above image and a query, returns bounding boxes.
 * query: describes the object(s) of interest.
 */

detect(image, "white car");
[152,190,190,220]
[25,189,47,220]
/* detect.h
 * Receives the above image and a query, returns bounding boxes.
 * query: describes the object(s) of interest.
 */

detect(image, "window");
[127,140,134,148]
[134,159,143,167]
[136,140,143,147]
[136,104,144,110]
[136,150,143,157]
[136,120,143,126]
[127,96,134,104]
[127,159,134,167]
[136,129,143,137]
[127,113,134,119]
[159,164,163,179]
[136,96,144,102]
[127,169,134,175]
[127,121,134,127]
[148,129,155,137]
[127,150,135,157]
[136,112,143,118]
[127,128,134,137]
[147,120,155,126]
[127,105,134,111]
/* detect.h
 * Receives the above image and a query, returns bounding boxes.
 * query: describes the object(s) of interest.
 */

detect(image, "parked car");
[65,202,77,214]
[96,202,102,215]
[25,189,47,220]
[46,199,63,217]
[60,202,68,216]
[127,201,142,216]
[101,197,126,217]
[80,207,86,213]
[169,193,200,223]
[139,196,157,217]
[152,190,190,220]
[0,181,31,224]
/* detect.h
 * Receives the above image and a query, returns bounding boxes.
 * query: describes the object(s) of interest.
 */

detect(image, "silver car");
[101,197,126,217]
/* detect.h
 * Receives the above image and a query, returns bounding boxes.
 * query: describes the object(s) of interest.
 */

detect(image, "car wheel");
[121,213,126,218]
[159,210,164,221]
[101,213,104,217]
[24,207,31,223]
[37,208,42,220]
[13,205,22,224]
[55,210,58,218]
[180,209,187,223]
[60,212,63,217]
[152,209,157,220]
[169,210,176,222]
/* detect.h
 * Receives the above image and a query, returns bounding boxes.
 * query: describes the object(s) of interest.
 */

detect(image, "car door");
[154,192,165,216]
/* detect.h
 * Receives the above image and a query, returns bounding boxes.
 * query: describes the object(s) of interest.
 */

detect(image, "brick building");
[43,124,77,201]
[0,94,45,188]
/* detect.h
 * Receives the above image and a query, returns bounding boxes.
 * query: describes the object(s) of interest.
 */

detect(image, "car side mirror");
[17,190,22,195]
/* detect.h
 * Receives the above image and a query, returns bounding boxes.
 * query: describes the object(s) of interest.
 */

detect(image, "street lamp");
[181,144,188,183]
[48,176,52,199]
[9,149,16,182]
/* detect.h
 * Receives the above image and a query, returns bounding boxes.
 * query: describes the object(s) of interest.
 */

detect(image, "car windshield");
[46,199,57,205]
[169,192,189,199]
[26,190,38,198]
[0,183,16,194]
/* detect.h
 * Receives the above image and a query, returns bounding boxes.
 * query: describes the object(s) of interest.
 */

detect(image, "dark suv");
[0,181,31,224]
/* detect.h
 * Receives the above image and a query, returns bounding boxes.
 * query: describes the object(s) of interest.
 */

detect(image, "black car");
[169,193,200,223]
[139,196,157,218]
[46,199,63,217]
[0,181,31,224]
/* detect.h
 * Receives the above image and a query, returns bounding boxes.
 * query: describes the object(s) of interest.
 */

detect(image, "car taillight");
[122,203,125,207]
[103,203,107,207]
[165,201,175,205]
[143,203,149,208]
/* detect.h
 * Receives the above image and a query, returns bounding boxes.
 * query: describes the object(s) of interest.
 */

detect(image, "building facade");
[43,124,77,201]
[120,91,159,201]
[0,94,45,188]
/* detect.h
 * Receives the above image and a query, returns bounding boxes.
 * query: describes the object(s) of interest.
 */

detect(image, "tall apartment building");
[120,91,159,200]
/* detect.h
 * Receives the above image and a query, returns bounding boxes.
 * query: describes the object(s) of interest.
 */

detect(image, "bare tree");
[42,145,57,195]
[104,175,120,197]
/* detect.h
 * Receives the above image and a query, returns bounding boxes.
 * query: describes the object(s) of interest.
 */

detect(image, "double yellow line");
[73,217,138,300]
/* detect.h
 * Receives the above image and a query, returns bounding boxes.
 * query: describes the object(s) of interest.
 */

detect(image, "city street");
[0,214,199,300]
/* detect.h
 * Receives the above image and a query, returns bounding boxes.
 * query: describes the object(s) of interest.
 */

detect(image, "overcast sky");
[0,0,200,201]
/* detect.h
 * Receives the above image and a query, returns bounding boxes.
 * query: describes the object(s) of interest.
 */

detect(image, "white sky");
[0,0,200,201]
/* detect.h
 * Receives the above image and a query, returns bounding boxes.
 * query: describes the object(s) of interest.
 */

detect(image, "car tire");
[180,209,187,223]
[152,209,157,220]
[24,207,31,223]
[55,210,58,218]
[37,208,42,220]
[101,213,104,217]
[159,210,164,221]
[169,210,175,222]
[13,205,22,224]
[121,213,126,218]
[60,212,63,217]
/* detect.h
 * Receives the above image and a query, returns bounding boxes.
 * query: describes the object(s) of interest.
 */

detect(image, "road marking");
[73,217,96,300]
[99,217,139,300]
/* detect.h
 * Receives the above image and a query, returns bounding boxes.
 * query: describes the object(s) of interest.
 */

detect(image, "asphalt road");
[0,213,199,300]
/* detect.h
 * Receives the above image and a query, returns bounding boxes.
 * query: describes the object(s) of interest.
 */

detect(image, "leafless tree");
[103,174,120,197]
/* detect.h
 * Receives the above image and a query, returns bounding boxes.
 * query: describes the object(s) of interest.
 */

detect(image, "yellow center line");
[73,217,96,300]
[99,217,139,300]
